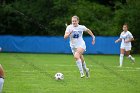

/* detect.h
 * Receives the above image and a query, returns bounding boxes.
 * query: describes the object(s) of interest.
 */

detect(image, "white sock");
[76,59,84,74]
[0,78,4,93]
[120,54,124,67]
[82,61,87,71]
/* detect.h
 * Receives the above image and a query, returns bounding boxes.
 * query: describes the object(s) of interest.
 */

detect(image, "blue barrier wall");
[0,35,120,54]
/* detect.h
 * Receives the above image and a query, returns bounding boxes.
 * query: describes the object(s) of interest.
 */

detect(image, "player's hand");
[65,23,68,27]
[69,30,73,34]
[115,40,118,43]
[92,36,95,45]
[92,40,95,45]
[124,40,129,43]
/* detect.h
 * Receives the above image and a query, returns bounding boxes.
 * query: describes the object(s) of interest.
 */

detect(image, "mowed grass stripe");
[86,55,139,85]
[0,53,140,93]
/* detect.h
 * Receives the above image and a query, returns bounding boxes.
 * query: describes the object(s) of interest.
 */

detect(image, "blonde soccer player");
[64,15,95,78]
[115,24,135,67]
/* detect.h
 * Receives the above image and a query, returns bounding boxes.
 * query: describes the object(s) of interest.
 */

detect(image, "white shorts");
[120,46,131,51]
[71,45,86,55]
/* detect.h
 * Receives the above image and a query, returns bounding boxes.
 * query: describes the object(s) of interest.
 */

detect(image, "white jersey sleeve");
[82,25,88,32]
[65,25,73,33]
[120,32,125,39]
[128,32,133,38]
[120,32,123,39]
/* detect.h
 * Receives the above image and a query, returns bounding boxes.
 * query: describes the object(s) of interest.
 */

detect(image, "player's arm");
[124,37,134,43]
[64,31,72,39]
[0,64,5,79]
[115,38,122,43]
[86,29,95,45]
[64,25,73,39]
[124,32,134,43]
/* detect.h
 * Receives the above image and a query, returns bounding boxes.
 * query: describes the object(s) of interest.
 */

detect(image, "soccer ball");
[54,72,64,80]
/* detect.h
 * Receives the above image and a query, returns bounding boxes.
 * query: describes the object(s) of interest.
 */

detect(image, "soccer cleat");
[128,56,135,63]
[118,65,122,67]
[131,58,135,63]
[85,68,90,78]
[80,73,85,78]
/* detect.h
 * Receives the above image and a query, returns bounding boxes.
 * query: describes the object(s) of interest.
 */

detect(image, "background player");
[115,24,135,67]
[64,15,95,78]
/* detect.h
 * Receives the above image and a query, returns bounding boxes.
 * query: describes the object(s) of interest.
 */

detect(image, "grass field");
[0,53,140,93]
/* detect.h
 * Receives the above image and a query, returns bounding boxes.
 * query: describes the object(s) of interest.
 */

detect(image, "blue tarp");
[0,35,120,54]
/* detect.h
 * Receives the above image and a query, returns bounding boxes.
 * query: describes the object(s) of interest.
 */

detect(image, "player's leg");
[80,55,90,78]
[74,47,85,78]
[120,48,125,67]
[80,55,87,70]
[0,78,4,93]
[125,47,135,63]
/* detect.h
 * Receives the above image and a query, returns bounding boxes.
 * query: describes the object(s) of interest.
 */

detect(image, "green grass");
[0,53,140,93]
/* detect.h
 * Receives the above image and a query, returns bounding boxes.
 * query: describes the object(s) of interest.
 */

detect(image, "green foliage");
[0,0,112,36]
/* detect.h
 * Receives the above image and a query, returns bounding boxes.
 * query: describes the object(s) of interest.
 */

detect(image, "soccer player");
[115,24,135,67]
[64,15,95,78]
[0,64,4,93]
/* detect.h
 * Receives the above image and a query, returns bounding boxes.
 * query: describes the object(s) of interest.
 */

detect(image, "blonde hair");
[72,15,79,21]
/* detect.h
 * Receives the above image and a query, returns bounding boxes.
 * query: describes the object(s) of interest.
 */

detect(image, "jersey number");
[73,34,79,38]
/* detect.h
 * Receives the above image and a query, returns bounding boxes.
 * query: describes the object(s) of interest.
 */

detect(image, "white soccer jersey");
[65,24,88,49]
[120,31,133,47]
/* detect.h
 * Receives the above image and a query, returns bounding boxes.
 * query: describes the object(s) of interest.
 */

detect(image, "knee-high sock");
[76,59,84,74]
[82,61,87,71]
[0,78,4,93]
[120,54,124,67]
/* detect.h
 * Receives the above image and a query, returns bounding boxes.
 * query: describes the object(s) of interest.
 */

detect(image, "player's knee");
[74,53,80,60]
[74,55,79,60]
[120,54,124,57]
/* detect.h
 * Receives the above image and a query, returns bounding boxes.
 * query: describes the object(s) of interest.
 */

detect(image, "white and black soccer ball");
[54,72,64,80]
